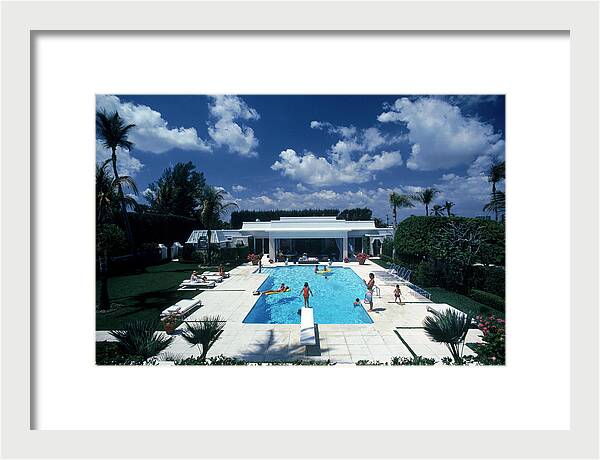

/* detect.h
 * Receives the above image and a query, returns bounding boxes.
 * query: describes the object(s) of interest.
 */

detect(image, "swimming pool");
[243,265,373,324]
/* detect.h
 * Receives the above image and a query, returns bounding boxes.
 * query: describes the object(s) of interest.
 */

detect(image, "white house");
[186,216,393,260]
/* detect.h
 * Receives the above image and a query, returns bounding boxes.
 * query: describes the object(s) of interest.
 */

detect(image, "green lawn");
[426,287,504,319]
[96,261,240,330]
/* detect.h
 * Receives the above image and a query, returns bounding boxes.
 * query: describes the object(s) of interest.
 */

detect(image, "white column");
[370,238,374,255]
[269,236,276,259]
[343,234,348,260]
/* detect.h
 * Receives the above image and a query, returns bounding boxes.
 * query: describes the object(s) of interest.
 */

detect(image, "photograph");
[95,94,506,366]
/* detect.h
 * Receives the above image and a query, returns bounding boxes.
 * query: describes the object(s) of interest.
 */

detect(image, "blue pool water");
[243,265,373,324]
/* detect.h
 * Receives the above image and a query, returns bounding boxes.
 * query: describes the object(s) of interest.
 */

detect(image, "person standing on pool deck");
[365,273,375,311]
[300,282,313,308]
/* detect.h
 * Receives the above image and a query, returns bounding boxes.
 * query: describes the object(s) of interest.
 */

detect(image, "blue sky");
[96,94,505,222]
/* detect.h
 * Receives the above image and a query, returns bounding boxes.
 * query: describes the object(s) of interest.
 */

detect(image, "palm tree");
[483,191,505,220]
[414,188,440,216]
[96,160,139,225]
[423,309,472,364]
[389,192,414,227]
[96,110,137,249]
[431,204,445,217]
[182,316,225,360]
[96,160,138,311]
[487,161,505,221]
[109,320,173,361]
[443,201,455,217]
[200,187,239,265]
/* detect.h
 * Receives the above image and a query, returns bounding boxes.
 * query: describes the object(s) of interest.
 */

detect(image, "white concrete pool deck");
[96,258,483,364]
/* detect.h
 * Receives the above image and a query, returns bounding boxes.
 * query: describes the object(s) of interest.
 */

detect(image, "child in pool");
[353,298,361,307]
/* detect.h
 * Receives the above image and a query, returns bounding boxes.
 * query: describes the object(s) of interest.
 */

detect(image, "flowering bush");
[247,253,261,265]
[356,252,370,264]
[471,314,505,365]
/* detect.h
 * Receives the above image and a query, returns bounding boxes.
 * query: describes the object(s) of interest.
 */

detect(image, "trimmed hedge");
[469,289,505,312]
[394,216,505,266]
[117,212,200,247]
[472,265,505,298]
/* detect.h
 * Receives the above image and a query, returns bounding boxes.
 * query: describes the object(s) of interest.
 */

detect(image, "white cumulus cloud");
[96,140,143,177]
[207,95,260,157]
[96,95,211,154]
[378,97,504,171]
[232,185,247,192]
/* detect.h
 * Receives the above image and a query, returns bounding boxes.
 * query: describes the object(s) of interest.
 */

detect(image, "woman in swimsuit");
[300,282,313,308]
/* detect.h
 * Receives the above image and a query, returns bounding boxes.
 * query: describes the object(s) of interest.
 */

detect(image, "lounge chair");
[179,279,217,290]
[160,298,202,319]
[202,271,230,278]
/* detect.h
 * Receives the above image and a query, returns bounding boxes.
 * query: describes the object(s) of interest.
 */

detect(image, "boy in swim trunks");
[394,284,402,304]
[300,282,313,308]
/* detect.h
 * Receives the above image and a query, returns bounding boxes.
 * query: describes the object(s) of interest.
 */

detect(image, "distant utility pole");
[386,214,389,226]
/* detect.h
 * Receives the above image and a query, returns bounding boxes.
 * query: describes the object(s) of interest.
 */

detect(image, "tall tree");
[144,162,207,217]
[200,187,239,265]
[389,193,415,227]
[96,160,139,225]
[96,160,138,311]
[414,188,440,216]
[96,110,137,249]
[443,201,455,217]
[483,191,505,221]
[486,161,505,221]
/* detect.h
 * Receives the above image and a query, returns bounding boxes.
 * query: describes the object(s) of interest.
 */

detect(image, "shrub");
[382,237,394,258]
[394,216,505,266]
[355,356,437,365]
[175,355,247,365]
[471,315,505,364]
[96,341,147,365]
[109,320,174,360]
[181,316,225,359]
[469,289,505,312]
[125,212,199,247]
[173,355,335,365]
[472,265,505,298]
[356,252,370,263]
[423,309,472,364]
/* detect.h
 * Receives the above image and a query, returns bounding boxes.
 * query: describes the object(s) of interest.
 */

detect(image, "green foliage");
[96,341,147,365]
[394,216,505,266]
[181,316,225,359]
[423,309,472,364]
[175,355,248,365]
[469,289,505,312]
[173,355,335,365]
[230,209,339,229]
[471,315,505,364]
[337,207,372,221]
[382,237,394,258]
[108,320,173,360]
[472,265,505,298]
[96,224,128,257]
[144,162,207,217]
[126,212,199,247]
[355,356,437,365]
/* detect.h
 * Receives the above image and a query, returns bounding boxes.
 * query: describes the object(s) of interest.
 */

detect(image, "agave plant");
[182,316,225,360]
[423,309,472,364]
[109,320,173,361]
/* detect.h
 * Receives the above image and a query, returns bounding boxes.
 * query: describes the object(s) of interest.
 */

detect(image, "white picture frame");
[1,1,598,458]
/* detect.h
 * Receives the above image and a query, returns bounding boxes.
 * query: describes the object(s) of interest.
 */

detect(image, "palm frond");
[109,320,173,360]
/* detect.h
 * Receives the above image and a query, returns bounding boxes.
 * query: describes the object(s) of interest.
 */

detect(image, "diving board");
[300,307,316,346]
